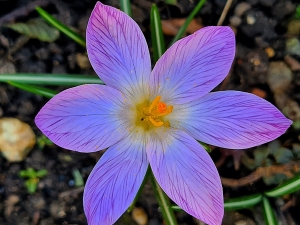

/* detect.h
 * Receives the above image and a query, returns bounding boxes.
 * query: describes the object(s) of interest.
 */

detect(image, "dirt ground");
[0,0,300,224]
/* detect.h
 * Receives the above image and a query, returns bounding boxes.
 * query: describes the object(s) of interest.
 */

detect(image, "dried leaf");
[161,18,203,36]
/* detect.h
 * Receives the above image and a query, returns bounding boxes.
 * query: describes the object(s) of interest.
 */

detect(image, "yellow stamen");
[149,96,161,112]
[139,95,173,127]
[149,117,164,127]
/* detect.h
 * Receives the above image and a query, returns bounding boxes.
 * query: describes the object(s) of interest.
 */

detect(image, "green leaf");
[6,18,59,42]
[25,179,38,194]
[265,173,300,197]
[292,120,300,129]
[0,73,104,86]
[268,140,280,155]
[253,147,270,167]
[37,135,53,149]
[7,81,57,98]
[20,168,41,178]
[292,143,300,159]
[120,0,132,17]
[164,0,177,5]
[295,5,300,19]
[21,168,37,178]
[199,141,211,152]
[150,4,165,62]
[224,193,263,211]
[36,169,48,178]
[170,0,206,46]
[241,154,257,170]
[72,169,84,187]
[273,147,293,164]
[36,7,86,47]
[262,197,278,225]
[263,173,288,186]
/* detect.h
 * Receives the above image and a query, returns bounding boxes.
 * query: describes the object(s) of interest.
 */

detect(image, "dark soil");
[0,0,300,224]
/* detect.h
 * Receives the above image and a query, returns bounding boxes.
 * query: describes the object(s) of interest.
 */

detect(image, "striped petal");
[150,26,235,104]
[146,129,223,225]
[86,2,151,100]
[84,135,148,225]
[35,85,129,153]
[171,91,292,149]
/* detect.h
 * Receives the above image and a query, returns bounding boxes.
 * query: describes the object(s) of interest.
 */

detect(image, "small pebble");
[234,2,251,17]
[267,61,293,92]
[284,55,300,71]
[251,88,267,99]
[286,38,300,56]
[246,15,256,25]
[0,118,36,162]
[132,207,148,225]
[265,47,275,58]
[76,53,91,69]
[230,16,242,27]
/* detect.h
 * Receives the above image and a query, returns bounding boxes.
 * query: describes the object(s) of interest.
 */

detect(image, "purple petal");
[150,26,235,104]
[35,85,129,153]
[146,129,223,225]
[86,2,151,99]
[84,135,148,225]
[171,91,292,149]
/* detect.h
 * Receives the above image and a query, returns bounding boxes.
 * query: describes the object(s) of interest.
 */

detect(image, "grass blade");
[169,0,206,46]
[150,171,178,225]
[35,7,86,47]
[0,73,104,86]
[150,4,165,62]
[224,194,263,210]
[171,193,263,211]
[265,173,300,197]
[262,197,278,225]
[8,82,57,98]
[120,0,132,17]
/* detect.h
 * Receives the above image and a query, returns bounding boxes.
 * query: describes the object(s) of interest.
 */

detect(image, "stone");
[0,59,16,74]
[0,118,36,162]
[131,207,148,225]
[234,2,251,17]
[286,38,300,57]
[267,61,293,92]
[76,53,91,69]
[287,19,300,36]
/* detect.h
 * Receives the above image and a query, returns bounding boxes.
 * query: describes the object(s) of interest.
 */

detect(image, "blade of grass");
[169,0,206,46]
[171,193,263,211]
[0,74,104,85]
[150,171,178,225]
[120,0,132,17]
[265,173,300,198]
[7,81,57,98]
[35,6,86,47]
[224,193,263,210]
[262,197,278,225]
[150,4,165,62]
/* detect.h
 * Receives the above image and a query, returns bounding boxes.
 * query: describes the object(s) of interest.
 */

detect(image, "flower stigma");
[135,95,173,130]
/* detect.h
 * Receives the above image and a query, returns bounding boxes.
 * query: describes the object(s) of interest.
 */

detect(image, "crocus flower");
[35,2,291,225]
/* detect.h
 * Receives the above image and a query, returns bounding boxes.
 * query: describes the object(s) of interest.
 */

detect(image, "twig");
[221,160,300,188]
[217,0,233,26]
[58,186,84,199]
